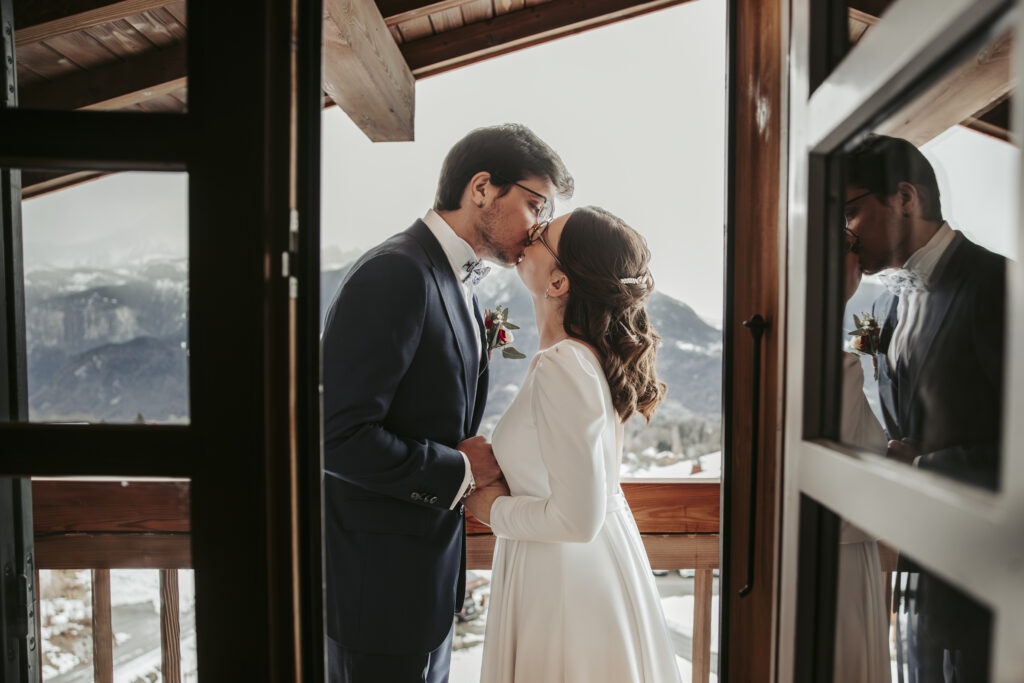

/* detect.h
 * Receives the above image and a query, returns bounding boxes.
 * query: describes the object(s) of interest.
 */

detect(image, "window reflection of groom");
[843,134,1004,682]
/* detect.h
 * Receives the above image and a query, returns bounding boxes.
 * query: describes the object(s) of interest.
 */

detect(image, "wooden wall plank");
[83,18,157,58]
[32,480,190,533]
[389,24,404,43]
[16,41,82,80]
[396,15,434,41]
[429,6,464,32]
[19,41,185,110]
[384,0,472,26]
[323,0,416,141]
[43,30,120,70]
[162,0,185,26]
[493,0,525,15]
[459,0,494,24]
[35,533,191,568]
[14,0,178,45]
[160,569,182,683]
[15,62,44,88]
[122,10,177,47]
[148,7,185,40]
[91,569,114,683]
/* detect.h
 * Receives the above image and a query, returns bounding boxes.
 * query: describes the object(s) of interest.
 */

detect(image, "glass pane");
[829,516,992,682]
[20,171,189,424]
[835,22,1014,490]
[320,0,724,482]
[34,479,194,681]
[449,568,719,682]
[13,3,187,113]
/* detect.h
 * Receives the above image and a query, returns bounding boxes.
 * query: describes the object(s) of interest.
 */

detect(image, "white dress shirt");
[422,209,484,507]
[886,222,956,369]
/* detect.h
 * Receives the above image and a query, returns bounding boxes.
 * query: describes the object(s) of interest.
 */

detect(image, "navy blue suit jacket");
[871,231,1005,490]
[322,220,489,655]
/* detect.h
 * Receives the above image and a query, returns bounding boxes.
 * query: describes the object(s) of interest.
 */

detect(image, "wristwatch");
[461,452,476,500]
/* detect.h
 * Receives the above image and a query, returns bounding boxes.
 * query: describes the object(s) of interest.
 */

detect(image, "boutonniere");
[848,312,881,380]
[484,305,526,360]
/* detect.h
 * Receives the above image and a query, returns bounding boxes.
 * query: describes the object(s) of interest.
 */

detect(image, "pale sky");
[321,0,728,325]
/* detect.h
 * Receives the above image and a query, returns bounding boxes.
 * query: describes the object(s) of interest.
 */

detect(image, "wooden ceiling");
[10,0,1015,197]
[12,0,692,195]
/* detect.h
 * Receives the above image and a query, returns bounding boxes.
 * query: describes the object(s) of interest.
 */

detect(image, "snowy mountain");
[25,255,723,432]
[321,260,723,426]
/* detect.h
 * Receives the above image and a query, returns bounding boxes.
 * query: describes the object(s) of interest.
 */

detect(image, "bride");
[464,206,682,683]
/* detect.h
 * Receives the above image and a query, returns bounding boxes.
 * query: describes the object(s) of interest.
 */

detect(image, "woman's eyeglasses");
[527,220,561,267]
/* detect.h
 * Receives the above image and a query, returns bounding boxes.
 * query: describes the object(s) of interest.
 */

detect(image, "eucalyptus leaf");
[502,346,527,360]
[504,323,520,330]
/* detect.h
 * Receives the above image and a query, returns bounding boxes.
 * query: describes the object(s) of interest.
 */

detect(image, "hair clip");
[620,276,648,289]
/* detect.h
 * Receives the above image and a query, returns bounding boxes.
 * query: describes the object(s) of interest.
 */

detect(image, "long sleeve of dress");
[489,343,609,543]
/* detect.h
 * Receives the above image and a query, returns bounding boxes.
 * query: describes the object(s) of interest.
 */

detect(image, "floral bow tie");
[462,259,491,286]
[881,269,925,297]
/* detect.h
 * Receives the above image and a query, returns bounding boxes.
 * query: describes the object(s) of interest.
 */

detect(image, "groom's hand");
[464,478,511,526]
[459,435,501,488]
[887,439,920,465]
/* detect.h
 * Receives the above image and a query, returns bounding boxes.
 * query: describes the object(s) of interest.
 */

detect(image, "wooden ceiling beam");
[14,0,179,45]
[22,169,109,199]
[19,40,186,110]
[875,28,1013,147]
[323,0,415,141]
[399,0,691,78]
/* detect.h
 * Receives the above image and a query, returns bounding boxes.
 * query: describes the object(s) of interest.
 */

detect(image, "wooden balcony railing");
[32,478,721,683]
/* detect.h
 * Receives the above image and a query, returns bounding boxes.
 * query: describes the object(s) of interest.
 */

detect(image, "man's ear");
[896,181,920,216]
[468,171,493,209]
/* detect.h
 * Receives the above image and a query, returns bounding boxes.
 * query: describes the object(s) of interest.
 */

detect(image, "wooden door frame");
[720,0,789,680]
[0,0,325,680]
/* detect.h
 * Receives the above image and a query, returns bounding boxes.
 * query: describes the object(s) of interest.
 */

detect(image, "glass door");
[781,0,1024,679]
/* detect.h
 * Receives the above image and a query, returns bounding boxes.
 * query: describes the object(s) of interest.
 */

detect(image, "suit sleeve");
[322,252,466,506]
[489,345,609,543]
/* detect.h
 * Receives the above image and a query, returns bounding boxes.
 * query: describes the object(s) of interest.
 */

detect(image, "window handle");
[739,314,768,598]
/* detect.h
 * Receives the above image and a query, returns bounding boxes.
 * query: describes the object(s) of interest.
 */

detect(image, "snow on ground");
[632,451,722,479]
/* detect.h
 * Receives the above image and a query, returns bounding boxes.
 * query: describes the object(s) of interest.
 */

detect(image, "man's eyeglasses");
[843,226,860,254]
[492,174,553,223]
[527,220,561,267]
[843,189,874,230]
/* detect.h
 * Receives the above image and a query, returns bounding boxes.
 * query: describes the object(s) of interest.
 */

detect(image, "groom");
[844,134,1004,682]
[322,123,573,683]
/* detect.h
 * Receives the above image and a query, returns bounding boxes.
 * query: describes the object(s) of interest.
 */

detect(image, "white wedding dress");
[834,353,891,683]
[480,339,681,683]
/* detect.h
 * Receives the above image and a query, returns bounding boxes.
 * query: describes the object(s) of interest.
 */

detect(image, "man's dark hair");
[433,124,574,211]
[845,134,943,221]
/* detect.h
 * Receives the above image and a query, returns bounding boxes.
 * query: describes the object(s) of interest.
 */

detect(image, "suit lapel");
[904,235,968,413]
[409,221,479,436]
[470,296,490,435]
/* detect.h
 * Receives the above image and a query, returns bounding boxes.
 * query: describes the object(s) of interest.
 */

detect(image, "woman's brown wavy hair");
[558,206,666,422]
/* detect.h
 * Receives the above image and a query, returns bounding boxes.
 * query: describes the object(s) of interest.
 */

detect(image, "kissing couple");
[322,124,682,683]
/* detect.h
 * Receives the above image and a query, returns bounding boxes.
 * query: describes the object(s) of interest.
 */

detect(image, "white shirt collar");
[422,209,478,283]
[901,222,955,287]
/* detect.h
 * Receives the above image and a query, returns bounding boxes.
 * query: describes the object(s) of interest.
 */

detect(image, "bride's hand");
[464,478,510,526]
